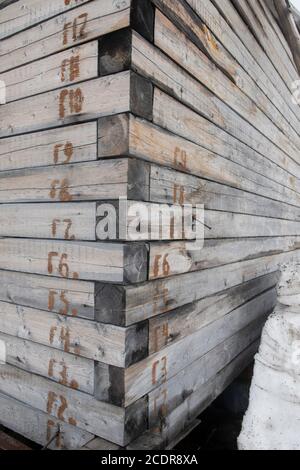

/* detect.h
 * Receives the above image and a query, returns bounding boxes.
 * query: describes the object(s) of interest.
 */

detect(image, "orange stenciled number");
[59,88,84,118]
[173,184,185,205]
[61,55,80,82]
[174,147,187,170]
[53,142,73,164]
[47,252,78,279]
[52,219,75,240]
[153,254,170,278]
[48,290,78,316]
[152,356,168,385]
[50,179,72,202]
[63,13,88,45]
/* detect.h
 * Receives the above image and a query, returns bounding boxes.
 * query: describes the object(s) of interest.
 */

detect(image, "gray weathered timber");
[0,238,148,283]
[95,250,300,326]
[0,332,94,394]
[0,363,147,446]
[0,391,94,450]
[0,300,148,367]
[0,122,97,172]
[0,270,95,319]
[0,71,152,137]
[0,41,98,103]
[0,158,150,203]
[99,31,300,192]
[95,289,274,406]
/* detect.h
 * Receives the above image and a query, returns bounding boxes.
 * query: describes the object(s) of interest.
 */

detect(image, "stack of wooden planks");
[0,0,299,450]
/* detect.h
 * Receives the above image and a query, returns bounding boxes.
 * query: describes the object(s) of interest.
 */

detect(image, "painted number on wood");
[59,88,84,119]
[50,179,72,201]
[63,13,88,45]
[174,147,187,170]
[52,219,75,240]
[48,358,79,389]
[153,255,170,278]
[173,184,185,205]
[152,356,168,385]
[61,55,80,82]
[49,325,80,355]
[48,289,78,317]
[47,252,79,279]
[47,391,77,426]
[53,142,74,164]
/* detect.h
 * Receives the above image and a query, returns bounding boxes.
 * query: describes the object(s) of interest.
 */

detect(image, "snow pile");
[238,264,300,450]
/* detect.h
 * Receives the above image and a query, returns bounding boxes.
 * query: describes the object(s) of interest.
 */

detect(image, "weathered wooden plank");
[203,212,300,238]
[148,320,262,435]
[0,71,153,137]
[99,32,300,192]
[148,339,260,447]
[186,0,300,137]
[0,158,150,203]
[0,270,95,320]
[0,122,97,172]
[0,364,148,446]
[250,0,298,80]
[231,0,297,88]
[0,332,94,394]
[149,237,300,279]
[153,13,300,175]
[95,249,300,326]
[95,289,274,406]
[0,200,194,241]
[0,41,98,103]
[156,0,300,145]
[0,202,96,240]
[148,273,277,354]
[213,0,300,126]
[0,0,131,73]
[0,391,94,450]
[0,0,91,40]
[98,109,300,209]
[152,4,300,163]
[0,300,148,367]
[152,90,300,206]
[149,165,300,221]
[0,238,148,283]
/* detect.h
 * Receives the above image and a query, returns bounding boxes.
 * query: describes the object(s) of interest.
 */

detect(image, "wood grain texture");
[0,238,148,283]
[0,332,94,394]
[0,0,91,40]
[0,41,98,103]
[0,270,95,320]
[96,250,300,325]
[0,71,133,137]
[0,391,94,450]
[0,300,147,367]
[0,0,131,73]
[0,158,149,203]
[0,122,97,172]
[0,363,147,446]
[97,289,274,406]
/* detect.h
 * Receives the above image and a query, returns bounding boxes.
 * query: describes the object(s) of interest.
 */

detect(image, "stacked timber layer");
[0,0,299,450]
